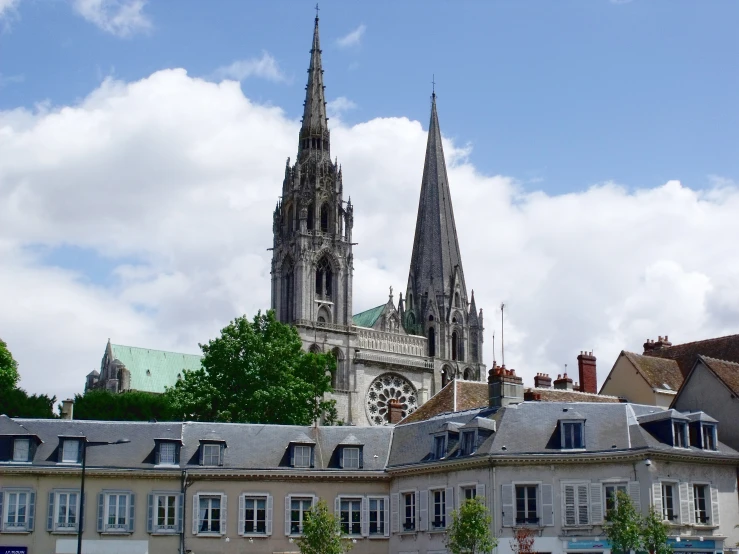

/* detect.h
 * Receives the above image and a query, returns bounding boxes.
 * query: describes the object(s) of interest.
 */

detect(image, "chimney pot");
[388,399,403,424]
[61,398,74,420]
[577,349,598,394]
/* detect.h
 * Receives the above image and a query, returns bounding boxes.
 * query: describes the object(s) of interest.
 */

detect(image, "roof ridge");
[699,354,739,367]
[352,304,385,317]
[526,386,621,400]
[111,343,202,358]
[648,333,739,351]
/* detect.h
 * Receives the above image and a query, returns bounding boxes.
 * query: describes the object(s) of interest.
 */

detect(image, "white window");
[460,431,475,455]
[604,484,627,518]
[563,483,589,526]
[368,497,386,536]
[2,489,33,532]
[12,439,30,462]
[201,444,221,466]
[673,422,687,447]
[158,442,176,465]
[197,495,222,534]
[661,483,677,522]
[153,493,178,533]
[339,498,361,535]
[516,485,538,525]
[242,495,267,534]
[431,489,446,530]
[289,497,313,535]
[561,422,585,449]
[104,492,130,532]
[701,425,716,450]
[693,485,709,524]
[342,447,360,469]
[61,440,80,463]
[462,486,477,502]
[293,445,312,468]
[402,491,416,531]
[52,491,79,532]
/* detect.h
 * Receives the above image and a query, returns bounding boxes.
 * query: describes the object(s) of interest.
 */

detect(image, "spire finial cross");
[431,74,436,98]
[315,3,320,18]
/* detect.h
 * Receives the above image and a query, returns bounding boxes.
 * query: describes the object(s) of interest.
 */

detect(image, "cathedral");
[269,14,486,425]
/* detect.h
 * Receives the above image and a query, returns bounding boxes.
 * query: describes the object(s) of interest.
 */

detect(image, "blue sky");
[3,0,738,194]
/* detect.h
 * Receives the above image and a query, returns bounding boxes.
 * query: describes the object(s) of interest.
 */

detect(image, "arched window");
[320,203,329,233]
[452,331,458,361]
[307,203,314,230]
[332,348,347,391]
[316,257,333,299]
[428,327,436,357]
[454,292,461,308]
[282,257,295,323]
[428,314,434,322]
[309,344,321,353]
[442,366,453,388]
[287,205,294,234]
[463,368,472,381]
[408,293,413,309]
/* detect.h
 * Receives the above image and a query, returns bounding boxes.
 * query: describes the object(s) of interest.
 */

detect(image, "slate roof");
[697,355,739,395]
[526,387,622,403]
[110,343,202,394]
[643,333,739,378]
[622,351,683,391]
[400,380,489,424]
[352,304,385,328]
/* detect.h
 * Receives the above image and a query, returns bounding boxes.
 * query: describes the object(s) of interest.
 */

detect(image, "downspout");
[180,470,188,554]
[491,461,497,554]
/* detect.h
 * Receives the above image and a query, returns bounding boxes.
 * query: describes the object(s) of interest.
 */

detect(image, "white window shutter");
[128,493,135,533]
[419,490,428,531]
[335,496,341,519]
[238,494,245,536]
[710,486,720,526]
[541,484,554,526]
[384,496,390,537]
[284,495,291,536]
[652,483,662,513]
[97,493,105,533]
[266,495,273,536]
[577,484,589,525]
[390,493,399,533]
[563,484,575,526]
[361,496,369,536]
[47,491,55,532]
[147,494,153,534]
[678,483,690,525]
[219,494,227,535]
[192,494,199,535]
[445,487,454,527]
[28,492,35,532]
[687,485,695,525]
[501,484,514,527]
[628,482,641,512]
[476,483,486,507]
[590,483,603,525]
[177,493,183,534]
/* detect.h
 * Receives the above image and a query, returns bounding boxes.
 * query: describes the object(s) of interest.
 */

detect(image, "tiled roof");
[698,355,739,396]
[352,304,385,328]
[399,380,488,424]
[622,351,683,391]
[643,333,739,378]
[110,343,202,394]
[525,387,622,403]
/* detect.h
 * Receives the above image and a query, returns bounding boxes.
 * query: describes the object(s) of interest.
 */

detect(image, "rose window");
[365,373,418,426]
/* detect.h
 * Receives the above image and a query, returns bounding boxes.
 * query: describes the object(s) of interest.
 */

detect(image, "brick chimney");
[60,398,74,420]
[488,364,524,408]
[577,351,597,394]
[643,335,672,353]
[534,373,552,388]
[388,399,403,424]
[553,373,573,390]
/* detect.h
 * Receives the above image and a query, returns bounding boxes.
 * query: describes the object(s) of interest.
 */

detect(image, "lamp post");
[77,438,131,554]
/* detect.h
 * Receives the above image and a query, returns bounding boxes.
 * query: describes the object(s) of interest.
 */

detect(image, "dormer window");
[561,422,584,449]
[434,435,446,459]
[341,447,361,469]
[701,424,716,450]
[672,421,688,448]
[292,445,313,468]
[59,438,82,463]
[460,431,475,456]
[12,438,31,462]
[155,439,180,466]
[199,440,225,466]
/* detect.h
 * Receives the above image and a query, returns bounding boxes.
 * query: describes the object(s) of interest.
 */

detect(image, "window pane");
[160,443,175,464]
[62,440,79,462]
[13,439,30,461]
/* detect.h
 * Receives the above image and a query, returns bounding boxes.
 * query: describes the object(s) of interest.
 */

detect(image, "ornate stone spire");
[299,14,329,160]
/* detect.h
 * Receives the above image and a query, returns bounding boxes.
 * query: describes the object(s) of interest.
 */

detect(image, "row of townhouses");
[1,391,737,554]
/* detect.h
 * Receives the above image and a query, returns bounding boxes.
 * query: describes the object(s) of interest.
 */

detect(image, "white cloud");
[72,0,151,38]
[327,96,357,119]
[336,24,366,48]
[212,52,287,83]
[2,69,739,405]
[0,73,24,87]
[0,0,19,18]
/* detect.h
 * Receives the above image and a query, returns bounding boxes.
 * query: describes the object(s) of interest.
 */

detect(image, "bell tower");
[271,14,354,326]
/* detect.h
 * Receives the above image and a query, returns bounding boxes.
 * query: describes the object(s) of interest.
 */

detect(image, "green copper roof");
[110,344,202,394]
[352,304,385,328]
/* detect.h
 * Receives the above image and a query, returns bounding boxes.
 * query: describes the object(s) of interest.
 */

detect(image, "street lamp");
[77,438,131,554]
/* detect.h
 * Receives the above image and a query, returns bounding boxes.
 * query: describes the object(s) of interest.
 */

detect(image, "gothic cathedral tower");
[271,15,354,327]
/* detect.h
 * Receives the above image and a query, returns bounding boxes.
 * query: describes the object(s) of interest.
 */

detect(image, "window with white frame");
[201,444,221,466]
[158,442,176,465]
[368,497,386,536]
[431,489,446,530]
[197,494,222,534]
[516,485,538,524]
[342,447,360,469]
[242,495,267,534]
[2,489,33,532]
[402,492,416,531]
[693,485,709,524]
[563,483,589,526]
[561,422,585,449]
[339,497,361,535]
[153,493,178,533]
[460,431,475,456]
[701,425,716,450]
[293,445,312,468]
[290,497,313,535]
[604,484,627,518]
[462,486,477,502]
[661,483,677,522]
[673,422,687,448]
[433,435,446,459]
[61,439,81,463]
[12,439,30,462]
[104,492,131,532]
[52,490,79,532]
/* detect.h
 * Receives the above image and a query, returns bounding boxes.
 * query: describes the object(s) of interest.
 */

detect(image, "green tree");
[446,497,496,554]
[0,338,56,418]
[297,499,352,554]
[605,491,642,554]
[72,389,174,421]
[165,310,337,424]
[640,507,673,554]
[0,338,20,392]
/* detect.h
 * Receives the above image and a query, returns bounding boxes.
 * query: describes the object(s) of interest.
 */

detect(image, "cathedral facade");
[270,15,486,426]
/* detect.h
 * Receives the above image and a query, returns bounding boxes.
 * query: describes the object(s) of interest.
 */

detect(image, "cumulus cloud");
[336,24,366,48]
[212,52,288,83]
[326,96,357,119]
[72,0,151,37]
[0,0,19,18]
[2,69,739,403]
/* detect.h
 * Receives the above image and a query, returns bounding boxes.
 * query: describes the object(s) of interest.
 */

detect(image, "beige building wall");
[600,356,674,406]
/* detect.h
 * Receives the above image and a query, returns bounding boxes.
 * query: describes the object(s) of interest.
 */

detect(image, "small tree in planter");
[640,507,673,554]
[446,497,497,554]
[510,526,537,554]
[604,491,641,554]
[297,499,353,554]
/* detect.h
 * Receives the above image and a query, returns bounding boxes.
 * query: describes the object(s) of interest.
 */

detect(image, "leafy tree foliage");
[72,389,174,421]
[0,338,56,418]
[605,491,642,554]
[0,338,20,391]
[446,497,496,554]
[165,310,337,424]
[640,507,673,554]
[297,499,352,554]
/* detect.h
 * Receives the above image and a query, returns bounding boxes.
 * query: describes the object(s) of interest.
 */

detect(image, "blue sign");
[668,539,716,549]
[0,547,28,554]
[567,540,613,550]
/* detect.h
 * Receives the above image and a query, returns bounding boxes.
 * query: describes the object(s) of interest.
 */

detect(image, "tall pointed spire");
[407,92,466,303]
[299,13,329,159]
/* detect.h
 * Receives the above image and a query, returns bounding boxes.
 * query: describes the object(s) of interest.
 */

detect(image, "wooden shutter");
[563,484,575,526]
[265,495,273,536]
[577,484,589,525]
[192,494,200,535]
[419,490,428,531]
[445,487,454,528]
[284,495,291,536]
[176,493,184,533]
[678,482,690,525]
[710,486,720,526]
[476,483,486,507]
[128,493,135,533]
[97,493,105,532]
[652,482,662,513]
[541,484,554,526]
[147,494,153,533]
[590,483,603,525]
[335,496,341,521]
[627,482,641,512]
[361,496,369,536]
[687,485,695,524]
[47,491,55,532]
[390,493,399,533]
[383,496,390,537]
[28,492,35,531]
[238,494,245,536]
[501,484,514,527]
[219,494,227,535]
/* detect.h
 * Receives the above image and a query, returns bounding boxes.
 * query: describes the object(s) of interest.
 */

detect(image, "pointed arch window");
[332,348,348,391]
[320,203,329,233]
[454,292,461,308]
[316,257,333,299]
[452,331,459,361]
[428,327,436,357]
[282,258,295,323]
[307,204,314,230]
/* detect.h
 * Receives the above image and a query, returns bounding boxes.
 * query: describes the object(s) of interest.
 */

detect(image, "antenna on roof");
[501,303,506,367]
[492,330,496,366]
